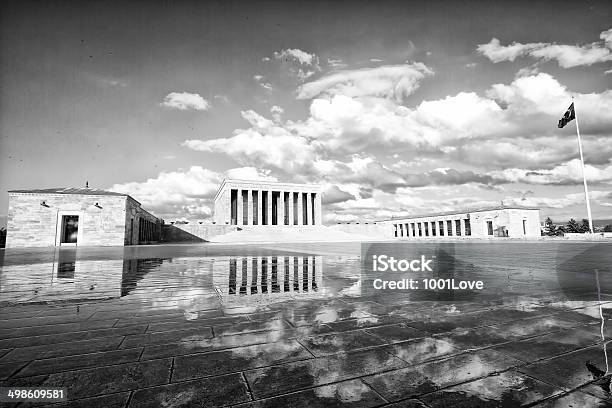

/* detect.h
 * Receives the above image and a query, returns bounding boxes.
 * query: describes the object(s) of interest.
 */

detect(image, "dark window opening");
[252,191,258,225]
[311,194,316,225]
[230,189,238,225]
[302,193,308,225]
[284,192,290,225]
[272,191,280,225]
[262,191,268,225]
[293,193,299,225]
[242,190,249,224]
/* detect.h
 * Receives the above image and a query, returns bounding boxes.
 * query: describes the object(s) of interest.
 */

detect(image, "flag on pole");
[558,102,575,128]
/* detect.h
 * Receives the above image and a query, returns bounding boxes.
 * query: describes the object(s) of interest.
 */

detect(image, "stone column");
[315,193,322,225]
[306,192,313,226]
[279,191,285,225]
[288,192,294,226]
[247,190,253,226]
[236,189,243,226]
[406,223,411,238]
[267,191,273,226]
[297,192,303,226]
[460,219,466,236]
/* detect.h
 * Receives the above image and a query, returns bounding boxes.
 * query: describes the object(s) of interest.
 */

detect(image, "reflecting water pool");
[1,241,611,407]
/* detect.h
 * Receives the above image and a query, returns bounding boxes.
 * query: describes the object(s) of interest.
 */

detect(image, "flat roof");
[380,205,540,222]
[214,178,322,201]
[8,187,127,197]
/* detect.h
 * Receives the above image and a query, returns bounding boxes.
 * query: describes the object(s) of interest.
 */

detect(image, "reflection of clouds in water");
[451,371,534,401]
[338,280,361,297]
[391,339,455,364]
[314,380,369,402]
[229,340,301,364]
[315,308,338,323]
[179,330,287,350]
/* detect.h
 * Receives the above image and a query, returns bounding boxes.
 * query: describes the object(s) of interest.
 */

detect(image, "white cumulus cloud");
[297,63,433,100]
[477,28,612,68]
[160,92,210,111]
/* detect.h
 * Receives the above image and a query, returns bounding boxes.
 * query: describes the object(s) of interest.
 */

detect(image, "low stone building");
[6,187,162,248]
[213,179,323,226]
[381,206,541,239]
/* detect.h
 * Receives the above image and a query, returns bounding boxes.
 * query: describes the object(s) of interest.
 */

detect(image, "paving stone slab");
[234,379,386,408]
[128,372,251,407]
[298,330,386,356]
[120,327,214,348]
[364,323,428,343]
[172,340,313,381]
[33,392,130,408]
[244,347,408,399]
[532,390,610,407]
[0,337,125,363]
[362,349,522,401]
[15,347,144,378]
[0,324,147,349]
[519,344,612,391]
[41,358,172,399]
[0,319,119,340]
[385,337,459,365]
[490,326,602,363]
[420,370,564,407]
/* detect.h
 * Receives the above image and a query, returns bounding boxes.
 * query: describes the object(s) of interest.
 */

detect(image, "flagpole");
[573,98,594,234]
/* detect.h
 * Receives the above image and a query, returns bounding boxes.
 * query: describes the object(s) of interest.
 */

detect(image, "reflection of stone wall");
[0,257,124,303]
[212,256,324,304]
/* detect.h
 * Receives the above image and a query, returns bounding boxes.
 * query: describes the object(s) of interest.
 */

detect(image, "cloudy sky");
[1,0,611,224]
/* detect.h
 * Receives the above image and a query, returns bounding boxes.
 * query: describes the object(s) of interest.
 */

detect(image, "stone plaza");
[0,242,611,407]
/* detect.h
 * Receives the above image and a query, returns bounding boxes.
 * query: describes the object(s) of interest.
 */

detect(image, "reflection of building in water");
[0,250,165,303]
[213,256,323,304]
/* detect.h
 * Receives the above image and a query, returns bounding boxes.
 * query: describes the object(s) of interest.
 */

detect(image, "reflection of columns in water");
[220,256,323,297]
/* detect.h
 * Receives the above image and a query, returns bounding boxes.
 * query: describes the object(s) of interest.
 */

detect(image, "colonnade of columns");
[393,218,471,238]
[231,189,321,226]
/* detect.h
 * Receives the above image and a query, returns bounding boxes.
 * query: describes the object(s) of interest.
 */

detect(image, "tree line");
[543,217,612,236]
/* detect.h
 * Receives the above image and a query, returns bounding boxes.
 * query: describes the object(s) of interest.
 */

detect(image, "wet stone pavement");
[0,241,612,407]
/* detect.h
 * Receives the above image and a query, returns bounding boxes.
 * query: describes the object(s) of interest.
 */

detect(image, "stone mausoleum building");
[214,179,322,226]
[382,206,541,239]
[6,187,162,248]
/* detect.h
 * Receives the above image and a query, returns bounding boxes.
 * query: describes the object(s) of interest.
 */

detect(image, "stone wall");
[328,223,393,239]
[163,224,237,242]
[6,193,128,248]
[124,197,163,245]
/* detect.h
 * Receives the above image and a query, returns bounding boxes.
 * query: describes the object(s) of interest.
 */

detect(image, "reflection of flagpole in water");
[596,268,609,375]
